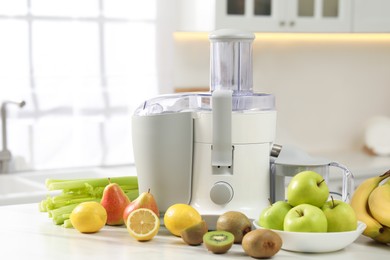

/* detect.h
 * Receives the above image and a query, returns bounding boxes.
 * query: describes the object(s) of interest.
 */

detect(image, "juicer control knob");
[210,182,233,205]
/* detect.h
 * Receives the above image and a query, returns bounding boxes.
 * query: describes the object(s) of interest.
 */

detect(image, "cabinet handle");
[289,21,295,27]
[279,21,285,26]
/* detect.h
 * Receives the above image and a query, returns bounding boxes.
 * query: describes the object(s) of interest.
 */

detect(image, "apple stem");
[268,197,272,206]
[295,210,303,217]
[148,188,150,193]
[331,196,335,208]
[318,179,325,186]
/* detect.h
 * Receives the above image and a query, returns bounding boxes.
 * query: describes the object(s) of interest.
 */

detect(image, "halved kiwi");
[203,230,234,254]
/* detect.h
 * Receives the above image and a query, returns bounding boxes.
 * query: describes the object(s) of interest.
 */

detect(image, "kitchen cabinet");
[177,0,352,32]
[352,0,390,32]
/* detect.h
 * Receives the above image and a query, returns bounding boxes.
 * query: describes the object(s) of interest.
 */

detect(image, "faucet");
[0,100,26,173]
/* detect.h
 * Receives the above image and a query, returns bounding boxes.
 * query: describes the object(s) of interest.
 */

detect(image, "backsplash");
[173,33,390,155]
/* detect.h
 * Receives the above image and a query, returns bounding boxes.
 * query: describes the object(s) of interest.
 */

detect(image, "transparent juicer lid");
[134,29,275,116]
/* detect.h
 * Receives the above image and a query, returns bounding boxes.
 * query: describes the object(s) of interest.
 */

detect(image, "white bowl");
[253,221,366,253]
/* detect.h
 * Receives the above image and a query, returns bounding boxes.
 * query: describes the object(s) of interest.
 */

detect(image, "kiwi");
[203,231,234,254]
[216,211,252,244]
[242,229,282,259]
[180,220,208,246]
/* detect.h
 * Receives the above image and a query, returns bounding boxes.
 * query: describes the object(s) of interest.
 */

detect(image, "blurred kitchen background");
[1,0,390,178]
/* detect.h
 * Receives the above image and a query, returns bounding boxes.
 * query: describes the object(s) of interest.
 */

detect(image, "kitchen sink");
[0,166,136,206]
[0,175,46,206]
[22,166,136,184]
[0,176,44,194]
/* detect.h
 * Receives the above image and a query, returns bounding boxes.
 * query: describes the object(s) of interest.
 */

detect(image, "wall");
[173,33,390,155]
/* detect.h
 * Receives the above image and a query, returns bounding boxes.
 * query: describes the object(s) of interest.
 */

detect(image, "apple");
[287,171,329,208]
[284,204,328,232]
[122,189,159,224]
[321,197,357,232]
[259,200,292,230]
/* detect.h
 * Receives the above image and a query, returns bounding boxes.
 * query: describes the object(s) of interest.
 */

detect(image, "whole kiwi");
[203,230,234,254]
[242,229,282,258]
[216,211,252,244]
[180,220,208,246]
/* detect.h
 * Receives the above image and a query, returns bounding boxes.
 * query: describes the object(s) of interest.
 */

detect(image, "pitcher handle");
[328,162,354,202]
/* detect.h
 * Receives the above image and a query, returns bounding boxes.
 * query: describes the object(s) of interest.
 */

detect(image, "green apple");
[259,200,292,230]
[284,204,328,232]
[321,197,357,232]
[287,171,329,208]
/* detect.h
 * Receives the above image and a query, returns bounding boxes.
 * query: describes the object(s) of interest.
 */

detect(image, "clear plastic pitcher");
[270,145,354,203]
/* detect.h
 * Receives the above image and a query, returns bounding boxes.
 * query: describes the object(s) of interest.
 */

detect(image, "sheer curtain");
[0,0,164,171]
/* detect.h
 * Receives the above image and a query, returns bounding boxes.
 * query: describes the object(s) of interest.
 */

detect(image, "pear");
[100,178,131,226]
[123,189,159,224]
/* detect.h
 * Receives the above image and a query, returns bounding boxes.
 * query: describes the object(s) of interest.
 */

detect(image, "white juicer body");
[191,110,276,220]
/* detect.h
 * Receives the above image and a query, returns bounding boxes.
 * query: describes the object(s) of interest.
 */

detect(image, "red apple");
[123,189,159,224]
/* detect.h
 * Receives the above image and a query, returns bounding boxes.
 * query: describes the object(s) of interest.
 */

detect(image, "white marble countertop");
[0,203,388,260]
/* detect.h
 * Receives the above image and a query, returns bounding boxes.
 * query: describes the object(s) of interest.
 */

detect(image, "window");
[0,0,158,170]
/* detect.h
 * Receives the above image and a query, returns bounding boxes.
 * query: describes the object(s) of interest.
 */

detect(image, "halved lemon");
[126,208,160,241]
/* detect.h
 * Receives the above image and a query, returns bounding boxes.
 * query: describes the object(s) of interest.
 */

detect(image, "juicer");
[132,29,276,221]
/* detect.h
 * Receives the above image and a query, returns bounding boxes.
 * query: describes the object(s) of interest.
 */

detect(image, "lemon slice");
[126,208,160,241]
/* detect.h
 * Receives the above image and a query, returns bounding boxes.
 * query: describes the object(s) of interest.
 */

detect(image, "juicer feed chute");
[209,29,254,94]
[132,29,277,222]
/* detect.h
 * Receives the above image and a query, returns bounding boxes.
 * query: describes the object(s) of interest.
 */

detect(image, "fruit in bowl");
[253,220,366,253]
[284,204,328,232]
[287,170,329,208]
[255,168,366,252]
[322,197,357,232]
[259,200,292,230]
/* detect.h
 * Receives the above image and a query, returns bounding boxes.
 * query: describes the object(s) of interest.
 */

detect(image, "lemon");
[163,204,202,237]
[70,201,107,233]
[126,208,160,241]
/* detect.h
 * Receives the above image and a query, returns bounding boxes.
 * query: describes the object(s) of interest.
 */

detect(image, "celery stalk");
[40,175,139,227]
[49,203,79,225]
[125,189,139,201]
[46,176,138,191]
[63,219,73,228]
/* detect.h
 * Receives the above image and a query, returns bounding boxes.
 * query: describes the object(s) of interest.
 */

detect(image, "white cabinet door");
[177,0,352,32]
[214,0,286,32]
[353,0,390,32]
[223,0,352,32]
[287,0,352,32]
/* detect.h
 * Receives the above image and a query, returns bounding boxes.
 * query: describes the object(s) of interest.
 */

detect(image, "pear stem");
[148,188,150,193]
